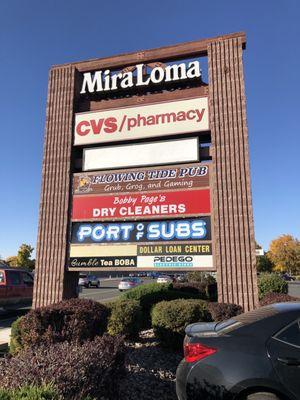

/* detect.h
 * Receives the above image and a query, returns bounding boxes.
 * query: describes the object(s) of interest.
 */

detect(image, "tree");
[5,244,35,270]
[5,256,19,267]
[268,235,300,275]
[255,241,262,249]
[256,252,274,273]
[17,244,35,269]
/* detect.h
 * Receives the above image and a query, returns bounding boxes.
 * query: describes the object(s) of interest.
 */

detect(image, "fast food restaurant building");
[33,32,258,311]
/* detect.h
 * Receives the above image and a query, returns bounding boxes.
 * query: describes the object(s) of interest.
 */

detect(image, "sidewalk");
[0,327,11,350]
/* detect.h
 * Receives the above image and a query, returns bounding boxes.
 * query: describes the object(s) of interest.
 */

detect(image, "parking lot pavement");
[79,277,153,302]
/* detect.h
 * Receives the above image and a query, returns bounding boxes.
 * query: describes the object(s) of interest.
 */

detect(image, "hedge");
[258,273,288,299]
[1,335,124,400]
[121,282,201,326]
[107,298,143,339]
[208,302,243,322]
[9,317,23,355]
[185,272,218,301]
[259,292,298,306]
[186,271,216,285]
[151,299,211,349]
[172,281,218,301]
[9,298,109,354]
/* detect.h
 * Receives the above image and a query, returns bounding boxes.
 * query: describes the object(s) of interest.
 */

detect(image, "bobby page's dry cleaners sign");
[80,61,201,94]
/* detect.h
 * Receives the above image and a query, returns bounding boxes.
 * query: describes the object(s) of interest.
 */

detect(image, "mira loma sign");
[80,61,201,94]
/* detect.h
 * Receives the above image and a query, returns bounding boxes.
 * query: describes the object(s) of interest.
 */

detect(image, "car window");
[7,271,22,285]
[21,272,34,286]
[0,271,4,284]
[275,320,300,347]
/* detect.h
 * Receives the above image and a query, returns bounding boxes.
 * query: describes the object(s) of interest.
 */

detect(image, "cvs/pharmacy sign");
[74,97,209,145]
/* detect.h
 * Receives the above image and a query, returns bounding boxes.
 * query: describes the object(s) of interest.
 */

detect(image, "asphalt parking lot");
[79,277,153,302]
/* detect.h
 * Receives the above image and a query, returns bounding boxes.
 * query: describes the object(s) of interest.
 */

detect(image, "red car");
[0,267,33,309]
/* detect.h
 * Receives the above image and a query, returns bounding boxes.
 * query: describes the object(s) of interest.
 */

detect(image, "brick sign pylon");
[33,32,258,311]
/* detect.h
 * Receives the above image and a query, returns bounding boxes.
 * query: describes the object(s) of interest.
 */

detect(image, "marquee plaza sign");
[33,32,258,311]
[80,60,201,94]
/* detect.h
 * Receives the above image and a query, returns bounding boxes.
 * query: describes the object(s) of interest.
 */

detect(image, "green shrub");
[9,317,23,355]
[121,282,172,306]
[208,302,243,321]
[0,384,60,400]
[173,281,213,299]
[187,272,216,284]
[107,299,143,338]
[10,298,109,354]
[0,335,125,400]
[260,292,298,306]
[185,272,218,301]
[121,282,202,327]
[151,299,210,349]
[258,273,288,299]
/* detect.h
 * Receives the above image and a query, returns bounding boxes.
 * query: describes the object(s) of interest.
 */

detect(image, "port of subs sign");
[71,218,211,243]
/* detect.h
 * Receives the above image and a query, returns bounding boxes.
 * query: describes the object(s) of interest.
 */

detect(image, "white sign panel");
[83,137,199,171]
[255,248,264,256]
[74,97,209,146]
[137,255,213,269]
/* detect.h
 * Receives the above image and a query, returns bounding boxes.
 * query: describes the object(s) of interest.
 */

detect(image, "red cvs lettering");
[76,117,117,136]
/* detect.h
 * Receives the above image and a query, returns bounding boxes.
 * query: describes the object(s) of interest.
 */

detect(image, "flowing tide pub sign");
[34,33,258,310]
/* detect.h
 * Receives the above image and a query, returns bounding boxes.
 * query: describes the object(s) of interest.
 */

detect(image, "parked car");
[0,267,34,309]
[176,274,187,282]
[176,302,300,400]
[137,272,147,277]
[78,274,100,288]
[281,273,295,281]
[118,277,142,291]
[157,275,173,284]
[149,272,160,279]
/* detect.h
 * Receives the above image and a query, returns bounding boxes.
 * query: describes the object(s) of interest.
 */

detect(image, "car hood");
[185,322,218,338]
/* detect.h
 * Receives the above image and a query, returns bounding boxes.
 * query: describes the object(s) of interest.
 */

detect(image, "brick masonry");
[208,37,258,310]
[33,66,78,307]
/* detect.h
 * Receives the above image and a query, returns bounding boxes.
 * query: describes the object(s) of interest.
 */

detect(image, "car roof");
[0,266,31,273]
[229,302,300,339]
[271,302,300,312]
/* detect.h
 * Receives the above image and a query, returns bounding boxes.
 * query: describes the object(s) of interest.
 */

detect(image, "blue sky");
[0,0,299,258]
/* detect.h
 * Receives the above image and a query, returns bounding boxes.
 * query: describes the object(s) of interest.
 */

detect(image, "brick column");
[33,66,77,308]
[208,37,258,311]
